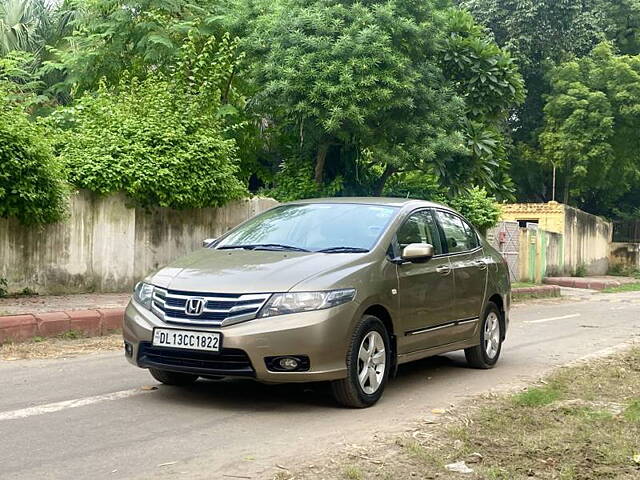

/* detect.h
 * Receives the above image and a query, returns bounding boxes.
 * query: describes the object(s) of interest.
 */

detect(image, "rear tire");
[465,302,503,369]
[331,315,391,408]
[149,368,199,386]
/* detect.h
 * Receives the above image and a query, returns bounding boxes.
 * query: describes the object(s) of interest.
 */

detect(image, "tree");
[458,0,640,208]
[245,0,523,199]
[50,31,247,209]
[46,0,221,97]
[539,42,640,215]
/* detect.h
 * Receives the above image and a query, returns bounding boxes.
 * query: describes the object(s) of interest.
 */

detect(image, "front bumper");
[123,300,357,382]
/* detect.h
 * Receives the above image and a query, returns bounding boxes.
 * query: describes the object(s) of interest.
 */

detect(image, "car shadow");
[142,352,471,412]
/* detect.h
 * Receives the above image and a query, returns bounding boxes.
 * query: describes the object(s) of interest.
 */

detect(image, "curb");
[513,285,561,300]
[542,277,620,290]
[0,308,124,345]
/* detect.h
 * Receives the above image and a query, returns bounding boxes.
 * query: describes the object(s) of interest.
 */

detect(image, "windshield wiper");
[317,247,370,253]
[218,244,310,252]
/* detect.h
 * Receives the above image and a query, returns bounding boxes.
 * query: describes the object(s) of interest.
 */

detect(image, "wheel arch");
[362,304,398,375]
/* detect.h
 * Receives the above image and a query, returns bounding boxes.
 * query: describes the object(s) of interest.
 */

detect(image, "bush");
[449,187,502,234]
[0,98,67,225]
[51,33,247,209]
[262,159,343,202]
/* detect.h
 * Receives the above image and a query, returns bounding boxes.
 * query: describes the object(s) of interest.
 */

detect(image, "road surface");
[1,292,639,479]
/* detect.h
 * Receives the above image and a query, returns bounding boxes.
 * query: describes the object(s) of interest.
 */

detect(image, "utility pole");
[551,164,556,202]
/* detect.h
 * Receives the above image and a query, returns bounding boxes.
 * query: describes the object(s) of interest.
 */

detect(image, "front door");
[394,209,456,353]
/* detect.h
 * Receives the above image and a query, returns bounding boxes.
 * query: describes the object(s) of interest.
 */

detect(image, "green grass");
[513,384,563,407]
[624,399,640,422]
[57,329,85,340]
[343,465,363,480]
[512,281,538,288]
[600,282,640,293]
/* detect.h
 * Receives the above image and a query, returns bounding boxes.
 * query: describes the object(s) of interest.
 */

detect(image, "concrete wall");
[500,201,612,277]
[563,206,612,275]
[610,242,640,270]
[0,191,278,294]
[500,201,565,234]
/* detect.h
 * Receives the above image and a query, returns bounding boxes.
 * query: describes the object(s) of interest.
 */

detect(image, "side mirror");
[401,243,434,263]
[202,238,217,248]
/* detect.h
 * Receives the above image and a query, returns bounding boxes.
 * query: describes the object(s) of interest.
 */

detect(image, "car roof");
[285,197,451,210]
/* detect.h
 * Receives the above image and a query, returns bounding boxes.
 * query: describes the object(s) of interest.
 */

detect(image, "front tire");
[465,302,503,369]
[149,368,199,386]
[331,315,391,408]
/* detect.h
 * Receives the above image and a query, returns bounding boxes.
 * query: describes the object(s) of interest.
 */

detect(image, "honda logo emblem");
[185,297,205,316]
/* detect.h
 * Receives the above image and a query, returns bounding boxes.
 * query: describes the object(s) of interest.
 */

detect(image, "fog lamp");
[278,357,299,370]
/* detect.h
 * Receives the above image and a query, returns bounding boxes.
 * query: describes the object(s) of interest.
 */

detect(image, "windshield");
[216,203,399,252]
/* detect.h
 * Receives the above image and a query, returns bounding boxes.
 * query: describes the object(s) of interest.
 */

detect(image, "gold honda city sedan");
[124,198,510,407]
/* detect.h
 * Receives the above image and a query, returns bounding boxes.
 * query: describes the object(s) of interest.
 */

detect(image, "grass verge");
[0,332,122,360]
[279,347,640,480]
[600,282,640,293]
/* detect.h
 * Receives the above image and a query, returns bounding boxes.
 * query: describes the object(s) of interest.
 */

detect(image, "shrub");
[449,187,502,234]
[0,97,67,225]
[51,33,247,209]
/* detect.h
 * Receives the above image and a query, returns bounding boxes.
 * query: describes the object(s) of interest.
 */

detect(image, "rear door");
[393,209,456,353]
[434,210,488,339]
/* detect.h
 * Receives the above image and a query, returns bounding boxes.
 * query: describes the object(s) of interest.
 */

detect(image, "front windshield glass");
[216,203,399,252]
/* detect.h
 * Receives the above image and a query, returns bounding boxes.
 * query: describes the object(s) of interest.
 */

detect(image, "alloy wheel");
[484,312,501,359]
[357,331,386,394]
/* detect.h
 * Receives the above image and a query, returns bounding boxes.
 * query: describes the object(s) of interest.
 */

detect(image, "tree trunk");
[314,143,329,185]
[373,165,395,196]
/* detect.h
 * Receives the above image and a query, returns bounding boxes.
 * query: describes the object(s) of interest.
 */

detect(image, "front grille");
[138,342,255,377]
[151,288,270,327]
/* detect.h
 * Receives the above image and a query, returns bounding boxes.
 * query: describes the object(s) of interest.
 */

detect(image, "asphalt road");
[1,292,639,480]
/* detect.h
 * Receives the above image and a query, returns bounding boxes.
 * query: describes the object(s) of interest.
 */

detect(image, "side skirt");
[396,339,478,366]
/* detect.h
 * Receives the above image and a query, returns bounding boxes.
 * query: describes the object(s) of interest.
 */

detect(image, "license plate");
[152,328,221,352]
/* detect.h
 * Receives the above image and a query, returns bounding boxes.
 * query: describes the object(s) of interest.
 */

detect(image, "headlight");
[258,289,356,318]
[133,282,154,310]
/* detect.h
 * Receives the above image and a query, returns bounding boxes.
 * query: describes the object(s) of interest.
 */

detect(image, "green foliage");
[0,49,46,108]
[51,31,247,209]
[244,0,522,200]
[460,0,640,215]
[47,0,220,96]
[0,88,67,224]
[440,9,524,120]
[624,399,640,422]
[247,0,464,185]
[449,187,501,232]
[573,264,587,278]
[0,278,8,298]
[539,42,640,214]
[263,159,343,202]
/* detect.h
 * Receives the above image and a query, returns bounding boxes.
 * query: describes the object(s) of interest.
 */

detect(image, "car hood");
[146,248,367,294]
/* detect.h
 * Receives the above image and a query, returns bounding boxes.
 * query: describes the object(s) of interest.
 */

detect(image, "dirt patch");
[0,292,130,315]
[272,347,640,480]
[0,333,123,360]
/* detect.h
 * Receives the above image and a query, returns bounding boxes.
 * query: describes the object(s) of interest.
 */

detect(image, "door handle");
[436,265,451,275]
[473,260,488,270]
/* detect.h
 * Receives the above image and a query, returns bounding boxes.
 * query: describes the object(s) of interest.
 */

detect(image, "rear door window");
[435,211,478,253]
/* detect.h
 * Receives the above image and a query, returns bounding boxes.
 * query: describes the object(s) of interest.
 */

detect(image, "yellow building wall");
[500,201,565,234]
